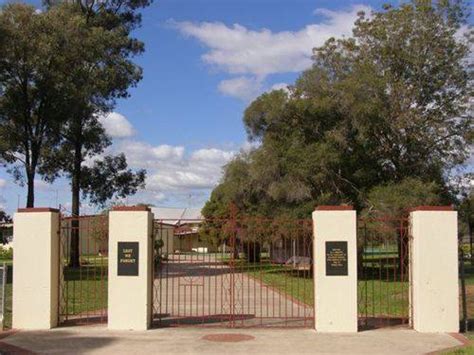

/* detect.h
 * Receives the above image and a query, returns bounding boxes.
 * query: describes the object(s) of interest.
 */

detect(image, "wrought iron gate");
[152,216,314,328]
[59,214,108,325]
[357,215,411,329]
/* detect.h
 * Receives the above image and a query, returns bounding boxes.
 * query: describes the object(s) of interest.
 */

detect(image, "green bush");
[0,246,12,260]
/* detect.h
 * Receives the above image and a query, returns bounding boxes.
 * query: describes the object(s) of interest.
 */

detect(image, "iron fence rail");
[59,214,108,325]
[152,217,314,328]
[357,216,411,329]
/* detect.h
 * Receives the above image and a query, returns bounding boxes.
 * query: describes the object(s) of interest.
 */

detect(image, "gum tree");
[204,0,473,219]
[39,2,150,267]
[0,4,71,207]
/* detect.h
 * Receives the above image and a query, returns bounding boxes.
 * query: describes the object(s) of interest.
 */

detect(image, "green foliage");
[0,210,11,224]
[0,2,149,209]
[0,4,73,206]
[204,0,472,219]
[365,178,442,217]
[0,246,13,260]
[81,154,146,207]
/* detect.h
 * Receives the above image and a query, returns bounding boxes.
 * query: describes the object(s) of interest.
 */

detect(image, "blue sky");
[0,0,470,215]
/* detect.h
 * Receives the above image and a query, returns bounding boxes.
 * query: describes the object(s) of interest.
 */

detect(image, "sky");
[0,0,471,215]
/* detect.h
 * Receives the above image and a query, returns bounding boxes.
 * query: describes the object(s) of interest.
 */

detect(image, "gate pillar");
[410,206,459,332]
[108,206,154,330]
[13,208,60,329]
[313,206,357,332]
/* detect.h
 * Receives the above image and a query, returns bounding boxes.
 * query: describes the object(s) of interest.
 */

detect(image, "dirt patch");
[202,333,255,343]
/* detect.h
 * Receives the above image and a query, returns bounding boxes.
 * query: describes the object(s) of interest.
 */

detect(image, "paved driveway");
[153,254,313,327]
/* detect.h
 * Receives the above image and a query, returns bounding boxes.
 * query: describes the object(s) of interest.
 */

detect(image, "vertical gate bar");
[230,221,234,327]
[220,239,223,326]
[296,230,299,324]
[86,218,90,323]
[285,237,288,327]
[303,234,307,327]
[380,221,384,326]
[260,243,270,324]
[291,233,295,323]
[190,227,193,320]
[364,222,368,327]
[386,227,390,325]
[246,241,249,325]
[253,240,257,325]
[178,228,182,326]
[401,218,406,324]
[272,239,276,319]
[208,244,210,325]
[214,233,217,321]
[260,240,263,327]
[400,218,404,324]
[72,224,76,317]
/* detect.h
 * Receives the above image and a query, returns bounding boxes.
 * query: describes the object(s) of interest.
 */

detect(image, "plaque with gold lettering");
[118,242,139,276]
[326,241,348,276]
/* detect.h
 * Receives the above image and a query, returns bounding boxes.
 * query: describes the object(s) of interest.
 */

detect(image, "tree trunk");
[26,170,35,208]
[69,142,82,268]
[245,242,261,263]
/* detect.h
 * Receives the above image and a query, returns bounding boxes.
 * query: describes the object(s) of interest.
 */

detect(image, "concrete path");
[153,254,313,327]
[0,326,466,354]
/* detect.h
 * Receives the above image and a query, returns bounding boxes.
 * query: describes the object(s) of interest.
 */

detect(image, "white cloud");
[218,76,262,101]
[118,141,185,169]
[135,145,236,191]
[99,112,136,138]
[269,82,289,93]
[191,148,235,163]
[0,179,6,188]
[172,5,370,100]
[108,138,237,206]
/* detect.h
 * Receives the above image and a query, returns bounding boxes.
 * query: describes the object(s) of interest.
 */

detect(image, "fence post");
[410,206,459,332]
[108,206,154,330]
[12,208,60,329]
[313,206,357,332]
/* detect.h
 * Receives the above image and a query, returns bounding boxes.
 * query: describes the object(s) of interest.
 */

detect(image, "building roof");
[151,207,202,226]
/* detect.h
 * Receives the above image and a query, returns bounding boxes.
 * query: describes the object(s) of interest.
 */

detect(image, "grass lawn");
[442,334,474,354]
[60,255,108,320]
[234,257,410,319]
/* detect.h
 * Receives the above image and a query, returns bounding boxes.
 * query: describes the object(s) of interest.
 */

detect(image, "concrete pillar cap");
[315,205,354,211]
[111,206,151,212]
[17,207,59,213]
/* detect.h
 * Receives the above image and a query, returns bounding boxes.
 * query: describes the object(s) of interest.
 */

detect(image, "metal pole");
[1,262,6,330]
[460,250,468,332]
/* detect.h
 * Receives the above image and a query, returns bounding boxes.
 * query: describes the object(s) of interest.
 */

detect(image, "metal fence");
[59,214,108,325]
[459,250,474,332]
[357,216,411,329]
[152,216,314,328]
[0,263,7,329]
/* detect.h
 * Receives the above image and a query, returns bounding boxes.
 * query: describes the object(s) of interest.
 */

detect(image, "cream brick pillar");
[313,206,357,332]
[13,208,60,329]
[410,206,459,333]
[108,206,153,330]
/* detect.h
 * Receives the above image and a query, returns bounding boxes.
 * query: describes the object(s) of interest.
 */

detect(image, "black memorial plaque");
[325,241,348,276]
[117,242,139,276]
